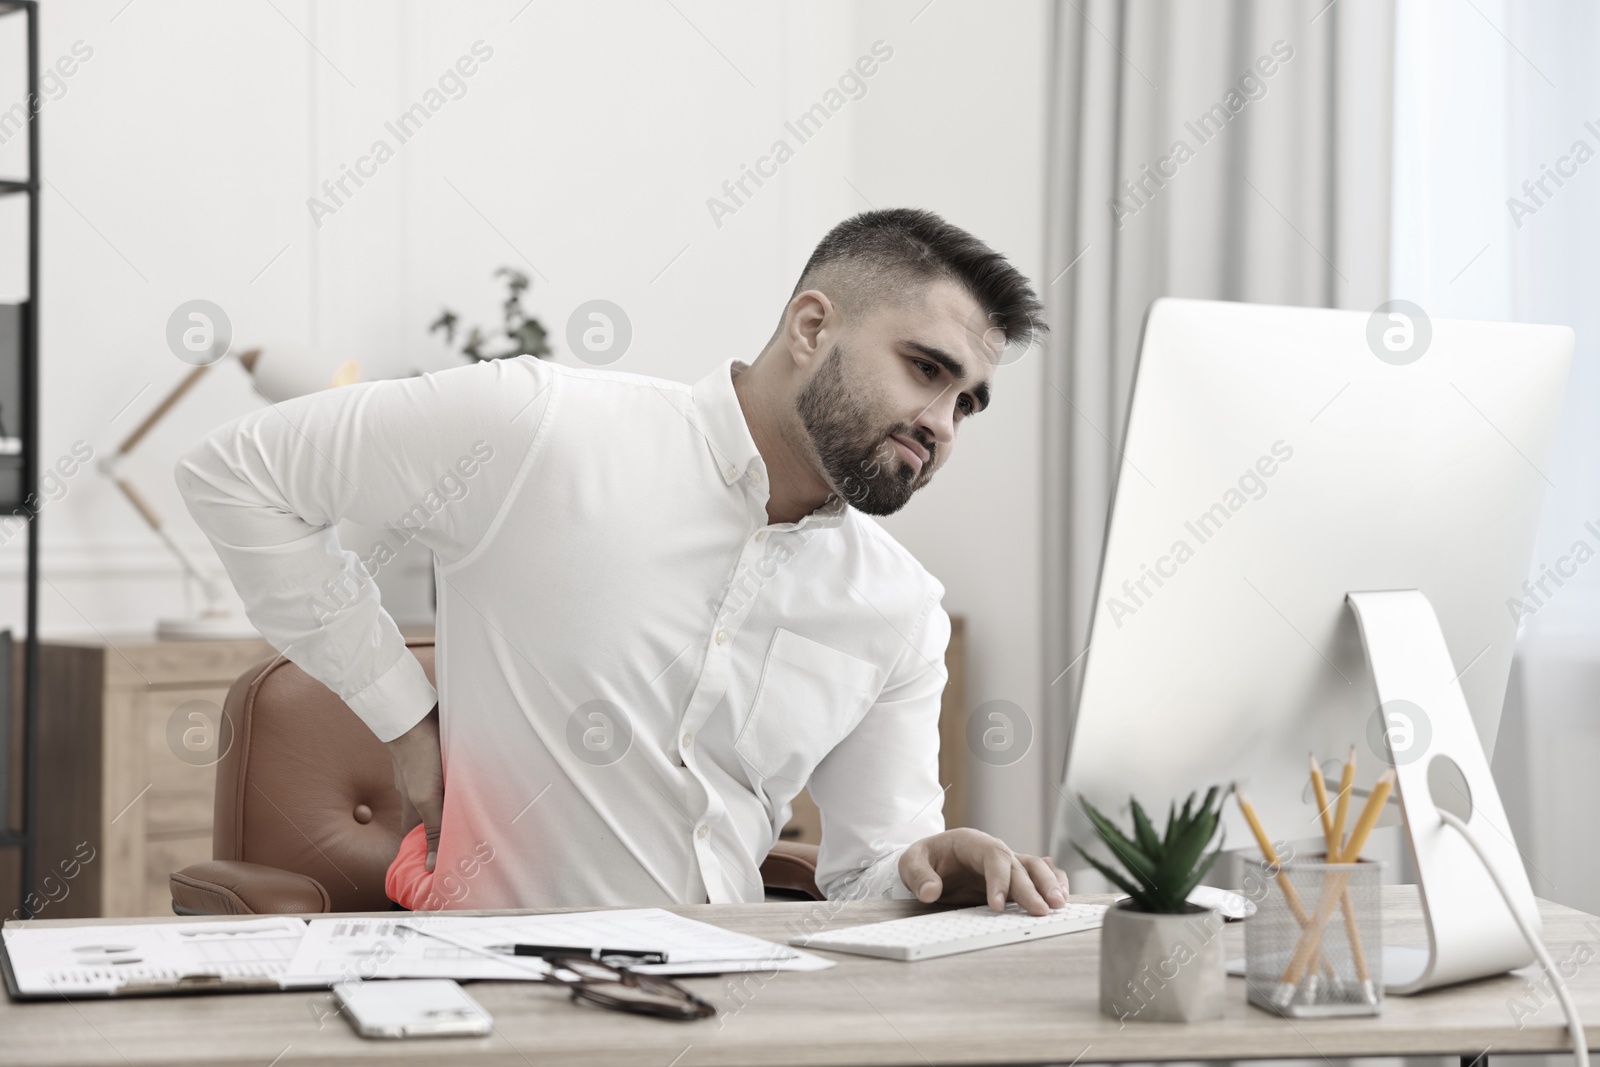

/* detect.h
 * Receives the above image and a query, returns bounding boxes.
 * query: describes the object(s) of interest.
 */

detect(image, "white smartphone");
[332,978,494,1039]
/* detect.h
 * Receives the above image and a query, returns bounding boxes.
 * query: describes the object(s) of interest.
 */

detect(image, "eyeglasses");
[541,954,718,1021]
[394,922,719,1022]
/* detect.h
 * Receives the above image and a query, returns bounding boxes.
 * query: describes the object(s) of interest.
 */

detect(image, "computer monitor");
[1052,297,1573,992]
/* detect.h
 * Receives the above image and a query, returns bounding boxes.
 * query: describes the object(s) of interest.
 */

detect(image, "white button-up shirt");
[175,355,951,907]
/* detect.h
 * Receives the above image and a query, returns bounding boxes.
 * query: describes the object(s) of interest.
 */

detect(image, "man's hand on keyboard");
[386,704,445,872]
[898,828,1070,916]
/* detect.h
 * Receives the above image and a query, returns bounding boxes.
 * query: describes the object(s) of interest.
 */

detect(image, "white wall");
[0,0,1052,849]
[850,2,1051,851]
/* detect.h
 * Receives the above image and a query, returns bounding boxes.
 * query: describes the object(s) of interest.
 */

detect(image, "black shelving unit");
[0,0,42,920]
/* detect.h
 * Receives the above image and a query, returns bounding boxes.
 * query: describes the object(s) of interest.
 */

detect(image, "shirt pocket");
[735,628,882,786]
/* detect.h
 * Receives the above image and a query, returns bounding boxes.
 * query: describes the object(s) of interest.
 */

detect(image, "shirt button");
[754,530,767,542]
[681,731,693,748]
[695,824,709,840]
[748,466,764,483]
[725,466,738,480]
[715,630,728,645]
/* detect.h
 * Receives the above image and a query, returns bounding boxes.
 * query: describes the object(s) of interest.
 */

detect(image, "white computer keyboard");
[789,901,1108,961]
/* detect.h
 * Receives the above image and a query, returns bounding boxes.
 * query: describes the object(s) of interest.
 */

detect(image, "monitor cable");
[1436,808,1589,1067]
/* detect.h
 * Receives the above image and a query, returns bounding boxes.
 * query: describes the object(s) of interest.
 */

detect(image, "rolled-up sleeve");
[806,594,951,900]
[173,355,553,742]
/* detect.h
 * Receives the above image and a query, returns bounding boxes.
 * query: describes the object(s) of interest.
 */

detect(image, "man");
[176,207,1069,913]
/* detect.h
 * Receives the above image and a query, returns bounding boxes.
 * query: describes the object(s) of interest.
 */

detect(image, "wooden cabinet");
[26,636,280,919]
[18,629,443,919]
[781,614,967,843]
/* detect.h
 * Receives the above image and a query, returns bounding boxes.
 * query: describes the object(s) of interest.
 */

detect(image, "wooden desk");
[2,886,1597,1066]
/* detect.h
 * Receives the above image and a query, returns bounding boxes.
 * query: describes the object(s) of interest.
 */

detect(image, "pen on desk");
[485,944,669,965]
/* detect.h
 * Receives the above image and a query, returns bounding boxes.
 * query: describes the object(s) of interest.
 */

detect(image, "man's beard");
[795,343,935,516]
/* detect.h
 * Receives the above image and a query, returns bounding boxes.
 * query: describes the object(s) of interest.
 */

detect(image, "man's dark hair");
[785,207,1048,351]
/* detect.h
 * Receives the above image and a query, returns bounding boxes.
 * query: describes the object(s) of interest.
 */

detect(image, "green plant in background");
[429,267,552,362]
[1073,785,1231,913]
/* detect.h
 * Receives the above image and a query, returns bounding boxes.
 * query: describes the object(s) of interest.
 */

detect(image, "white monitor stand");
[1346,589,1539,994]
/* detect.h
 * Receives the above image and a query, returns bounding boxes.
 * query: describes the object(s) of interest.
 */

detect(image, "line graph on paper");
[3,918,307,996]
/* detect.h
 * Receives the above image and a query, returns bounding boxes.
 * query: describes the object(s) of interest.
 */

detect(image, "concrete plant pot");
[1099,900,1227,1024]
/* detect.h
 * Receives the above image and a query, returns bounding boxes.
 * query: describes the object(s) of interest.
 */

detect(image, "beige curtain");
[1041,0,1397,857]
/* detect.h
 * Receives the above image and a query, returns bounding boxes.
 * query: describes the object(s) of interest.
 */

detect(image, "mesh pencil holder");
[1244,855,1384,1017]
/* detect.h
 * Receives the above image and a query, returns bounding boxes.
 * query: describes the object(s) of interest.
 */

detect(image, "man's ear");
[783,289,833,371]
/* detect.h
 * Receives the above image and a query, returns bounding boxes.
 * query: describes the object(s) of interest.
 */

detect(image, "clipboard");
[1,954,282,1000]
[0,917,309,1000]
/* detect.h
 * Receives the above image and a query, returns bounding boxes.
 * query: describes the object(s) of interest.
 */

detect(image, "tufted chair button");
[352,803,373,824]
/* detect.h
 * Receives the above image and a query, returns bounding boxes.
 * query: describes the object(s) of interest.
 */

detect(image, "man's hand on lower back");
[897,828,1071,916]
[386,704,444,872]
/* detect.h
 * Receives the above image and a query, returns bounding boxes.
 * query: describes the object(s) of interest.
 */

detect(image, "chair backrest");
[212,639,435,913]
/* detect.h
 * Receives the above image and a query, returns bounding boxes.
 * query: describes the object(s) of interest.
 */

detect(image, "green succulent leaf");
[1077,794,1156,885]
[1174,840,1226,903]
[1130,798,1162,858]
[1079,784,1233,914]
[1072,846,1157,911]
[1153,821,1198,883]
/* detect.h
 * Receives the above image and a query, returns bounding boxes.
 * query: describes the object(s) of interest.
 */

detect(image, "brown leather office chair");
[170,637,823,915]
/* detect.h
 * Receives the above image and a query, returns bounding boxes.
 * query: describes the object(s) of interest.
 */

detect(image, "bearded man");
[176,207,1068,913]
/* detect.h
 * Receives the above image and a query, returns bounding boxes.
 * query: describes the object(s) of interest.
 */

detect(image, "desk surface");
[1,886,1596,1067]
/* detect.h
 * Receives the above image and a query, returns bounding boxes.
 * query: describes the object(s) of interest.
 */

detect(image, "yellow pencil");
[1309,770,1395,951]
[1237,790,1334,977]
[1337,892,1370,983]
[1309,754,1334,842]
[1312,756,1370,984]
[1330,745,1356,854]
[1337,768,1394,863]
[1282,769,1395,986]
[1237,789,1305,911]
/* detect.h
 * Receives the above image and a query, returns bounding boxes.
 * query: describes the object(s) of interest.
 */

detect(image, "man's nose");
[916,395,958,448]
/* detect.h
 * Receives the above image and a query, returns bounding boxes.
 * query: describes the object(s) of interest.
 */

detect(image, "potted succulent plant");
[1074,786,1232,1024]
